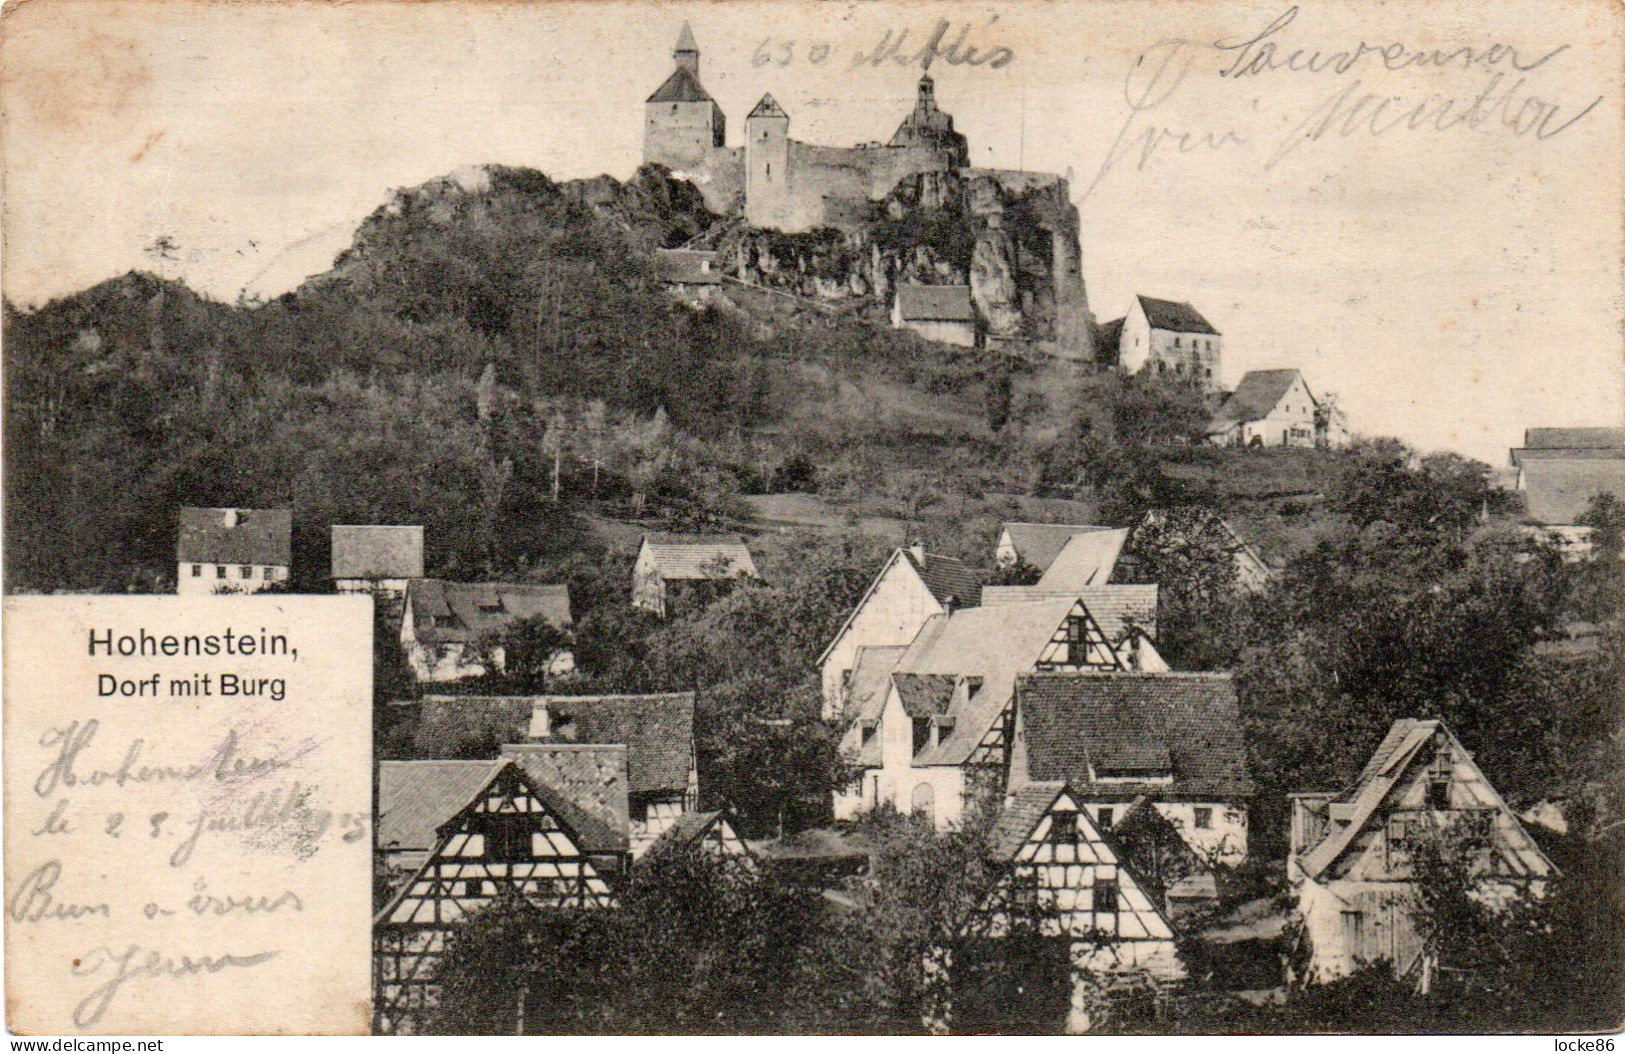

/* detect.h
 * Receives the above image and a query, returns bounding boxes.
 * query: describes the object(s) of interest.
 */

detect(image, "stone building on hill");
[891,284,977,347]
[641,24,1096,361]
[331,524,423,599]
[1207,368,1325,449]
[1099,296,1222,389]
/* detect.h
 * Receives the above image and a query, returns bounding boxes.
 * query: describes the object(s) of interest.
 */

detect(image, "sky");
[3,0,1622,465]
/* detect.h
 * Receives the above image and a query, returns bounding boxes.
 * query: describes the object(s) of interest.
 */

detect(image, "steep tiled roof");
[1209,369,1308,429]
[1016,673,1253,800]
[1000,523,1117,575]
[647,65,714,104]
[979,585,1158,641]
[991,782,1068,858]
[748,93,787,118]
[843,645,908,725]
[641,534,758,581]
[376,759,504,851]
[901,548,983,607]
[896,597,1089,766]
[500,743,630,853]
[538,694,696,796]
[1296,719,1555,883]
[895,284,975,323]
[1035,529,1129,590]
[405,579,571,644]
[176,507,292,565]
[331,525,424,579]
[1137,295,1218,335]
[892,673,958,719]
[1523,427,1625,449]
[654,248,722,286]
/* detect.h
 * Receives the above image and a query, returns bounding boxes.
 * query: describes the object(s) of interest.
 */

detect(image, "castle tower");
[745,93,791,229]
[888,71,969,167]
[644,23,726,170]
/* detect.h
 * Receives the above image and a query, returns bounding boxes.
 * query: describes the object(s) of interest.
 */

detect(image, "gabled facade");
[1288,719,1556,985]
[415,692,700,856]
[1116,295,1222,390]
[399,579,572,682]
[1035,529,1131,592]
[1207,369,1320,449]
[176,506,292,595]
[642,809,752,861]
[833,597,1125,830]
[332,524,424,598]
[817,544,983,720]
[1008,672,1254,865]
[632,533,759,617]
[982,782,1182,982]
[1120,508,1275,595]
[979,584,1167,673]
[373,760,616,1033]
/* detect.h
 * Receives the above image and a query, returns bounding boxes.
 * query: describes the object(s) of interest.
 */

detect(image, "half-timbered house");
[995,522,1117,577]
[642,809,752,860]
[1288,719,1556,986]
[817,543,984,720]
[416,692,699,855]
[1008,672,1253,864]
[982,782,1182,982]
[833,597,1125,829]
[978,584,1166,672]
[373,759,617,1033]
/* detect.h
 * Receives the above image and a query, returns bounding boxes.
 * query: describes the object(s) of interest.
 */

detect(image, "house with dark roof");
[832,597,1129,829]
[416,692,699,855]
[891,284,977,347]
[1509,426,1625,526]
[632,533,758,617]
[176,507,292,595]
[400,579,573,682]
[643,809,751,861]
[1113,295,1222,390]
[817,543,985,720]
[982,782,1182,989]
[1009,672,1254,865]
[331,524,423,598]
[1207,368,1326,448]
[653,247,722,305]
[373,758,617,1032]
[1288,719,1555,985]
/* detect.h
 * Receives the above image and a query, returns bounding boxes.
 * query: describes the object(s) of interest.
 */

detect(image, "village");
[6,20,1623,1039]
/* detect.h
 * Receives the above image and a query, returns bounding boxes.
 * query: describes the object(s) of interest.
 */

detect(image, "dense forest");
[8,161,1622,1032]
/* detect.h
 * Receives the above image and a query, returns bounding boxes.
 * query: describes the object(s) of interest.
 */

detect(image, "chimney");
[908,542,926,563]
[221,508,239,528]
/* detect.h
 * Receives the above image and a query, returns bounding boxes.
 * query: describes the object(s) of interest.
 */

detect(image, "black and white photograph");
[1,0,1622,1039]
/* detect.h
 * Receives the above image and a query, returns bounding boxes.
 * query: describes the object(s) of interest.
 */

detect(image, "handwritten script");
[1083,5,1603,197]
[4,595,373,1034]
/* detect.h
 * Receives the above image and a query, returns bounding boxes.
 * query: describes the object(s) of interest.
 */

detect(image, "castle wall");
[753,140,959,232]
[656,146,744,216]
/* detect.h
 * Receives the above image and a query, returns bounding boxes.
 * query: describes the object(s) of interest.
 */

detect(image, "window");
[1092,878,1119,914]
[1097,807,1114,830]
[1064,615,1094,666]
[1174,336,1182,347]
[1341,910,1364,952]
[487,825,530,860]
[191,564,202,577]
[216,565,227,579]
[263,567,275,578]
[1193,807,1213,830]
[911,783,935,825]
[1427,777,1450,810]
[240,566,253,578]
[913,717,931,755]
[765,163,771,178]
[1049,809,1078,843]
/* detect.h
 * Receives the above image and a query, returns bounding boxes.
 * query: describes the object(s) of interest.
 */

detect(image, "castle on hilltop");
[643,23,1096,361]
